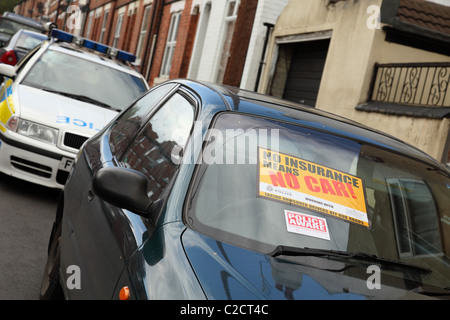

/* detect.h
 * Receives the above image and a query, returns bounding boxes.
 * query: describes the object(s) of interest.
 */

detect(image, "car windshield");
[188,113,450,289]
[0,19,42,36]
[21,49,147,110]
[15,32,46,50]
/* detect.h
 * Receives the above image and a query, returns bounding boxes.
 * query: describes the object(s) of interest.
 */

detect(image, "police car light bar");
[51,29,136,63]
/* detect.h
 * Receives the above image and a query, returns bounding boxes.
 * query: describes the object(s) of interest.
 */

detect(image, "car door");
[61,82,196,299]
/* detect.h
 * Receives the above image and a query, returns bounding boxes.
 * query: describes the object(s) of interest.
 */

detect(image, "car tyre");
[39,221,64,300]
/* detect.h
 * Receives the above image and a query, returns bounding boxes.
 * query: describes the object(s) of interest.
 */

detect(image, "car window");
[187,112,450,289]
[121,92,195,201]
[16,33,45,50]
[110,83,177,156]
[15,43,42,74]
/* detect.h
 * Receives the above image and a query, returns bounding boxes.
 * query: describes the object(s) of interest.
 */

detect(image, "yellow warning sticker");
[258,148,369,227]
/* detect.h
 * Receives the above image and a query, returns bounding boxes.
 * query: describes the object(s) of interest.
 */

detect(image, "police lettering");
[57,115,100,131]
[287,212,327,232]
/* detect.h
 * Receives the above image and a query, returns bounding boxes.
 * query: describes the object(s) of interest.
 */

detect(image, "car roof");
[173,79,441,167]
[45,40,144,77]
[16,29,47,38]
[8,29,47,44]
[1,12,43,30]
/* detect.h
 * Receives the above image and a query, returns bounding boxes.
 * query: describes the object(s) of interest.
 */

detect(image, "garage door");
[283,39,330,107]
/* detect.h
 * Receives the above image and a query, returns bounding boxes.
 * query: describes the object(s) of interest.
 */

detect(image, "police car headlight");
[17,119,58,145]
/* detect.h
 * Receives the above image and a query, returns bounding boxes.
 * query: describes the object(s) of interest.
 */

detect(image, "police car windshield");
[188,113,450,290]
[21,49,147,110]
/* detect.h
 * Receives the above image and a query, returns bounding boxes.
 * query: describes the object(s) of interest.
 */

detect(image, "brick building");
[13,0,288,88]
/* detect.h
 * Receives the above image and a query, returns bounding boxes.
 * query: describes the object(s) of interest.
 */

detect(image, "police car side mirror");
[0,64,16,79]
[92,167,153,218]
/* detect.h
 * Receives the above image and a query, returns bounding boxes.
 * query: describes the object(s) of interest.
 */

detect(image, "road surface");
[0,173,59,300]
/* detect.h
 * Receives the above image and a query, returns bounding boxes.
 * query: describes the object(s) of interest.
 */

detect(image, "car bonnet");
[16,84,118,134]
[181,229,437,300]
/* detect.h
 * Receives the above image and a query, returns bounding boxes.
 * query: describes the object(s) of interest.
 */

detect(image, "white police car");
[0,28,149,189]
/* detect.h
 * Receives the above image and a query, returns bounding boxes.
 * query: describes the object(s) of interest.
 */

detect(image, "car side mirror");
[0,63,16,79]
[92,167,153,218]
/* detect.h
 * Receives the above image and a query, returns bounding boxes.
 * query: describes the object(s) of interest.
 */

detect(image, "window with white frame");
[99,9,109,44]
[135,5,152,65]
[85,11,94,39]
[216,0,239,83]
[160,11,181,77]
[188,3,210,80]
[123,6,138,52]
[113,13,124,48]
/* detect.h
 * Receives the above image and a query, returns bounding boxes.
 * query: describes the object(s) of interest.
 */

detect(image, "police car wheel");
[39,222,64,300]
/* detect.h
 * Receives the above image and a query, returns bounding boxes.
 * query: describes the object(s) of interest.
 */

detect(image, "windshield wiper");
[15,46,31,51]
[42,88,119,111]
[412,286,450,298]
[269,245,432,274]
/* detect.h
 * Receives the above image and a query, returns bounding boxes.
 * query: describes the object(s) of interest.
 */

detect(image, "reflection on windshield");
[188,113,450,290]
[16,33,45,50]
[21,49,147,110]
[387,178,441,256]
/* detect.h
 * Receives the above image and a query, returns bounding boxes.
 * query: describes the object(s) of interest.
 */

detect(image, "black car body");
[41,79,450,300]
[0,29,47,65]
[0,13,44,48]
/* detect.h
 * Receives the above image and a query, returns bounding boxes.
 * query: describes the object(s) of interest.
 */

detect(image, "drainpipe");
[106,0,117,45]
[142,0,158,77]
[145,34,157,79]
[55,0,61,24]
[145,0,163,81]
[63,0,71,30]
[254,22,274,92]
[80,0,90,36]
[32,0,36,19]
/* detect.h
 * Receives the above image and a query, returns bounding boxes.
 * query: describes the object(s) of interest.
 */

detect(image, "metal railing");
[369,62,450,107]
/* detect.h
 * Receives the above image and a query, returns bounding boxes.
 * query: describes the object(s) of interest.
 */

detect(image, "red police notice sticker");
[284,210,330,240]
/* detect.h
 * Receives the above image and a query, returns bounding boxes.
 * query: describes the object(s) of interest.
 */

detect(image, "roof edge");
[355,102,450,119]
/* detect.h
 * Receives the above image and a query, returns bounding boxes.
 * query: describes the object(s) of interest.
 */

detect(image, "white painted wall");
[188,0,229,82]
[240,0,289,91]
[188,0,288,88]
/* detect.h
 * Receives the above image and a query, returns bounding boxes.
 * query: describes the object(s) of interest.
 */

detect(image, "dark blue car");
[40,79,450,300]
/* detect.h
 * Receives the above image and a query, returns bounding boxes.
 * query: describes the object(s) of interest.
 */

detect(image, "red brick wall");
[148,3,172,85]
[147,0,199,85]
[124,6,138,52]
[177,1,199,78]
[15,0,257,89]
[90,0,113,8]
[222,0,257,87]
[169,0,195,78]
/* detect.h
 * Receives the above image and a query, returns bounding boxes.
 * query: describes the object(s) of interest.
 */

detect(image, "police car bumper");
[0,131,75,189]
